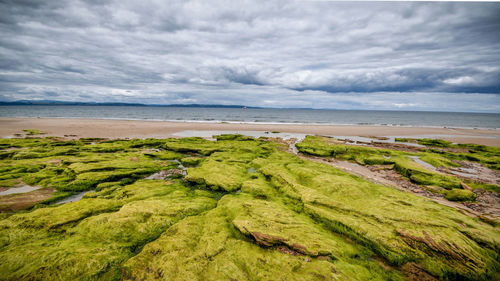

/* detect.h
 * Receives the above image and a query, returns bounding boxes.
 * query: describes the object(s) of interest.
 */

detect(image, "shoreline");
[1,115,499,130]
[1,117,499,147]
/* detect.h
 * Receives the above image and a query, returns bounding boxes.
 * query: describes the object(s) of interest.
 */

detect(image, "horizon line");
[0,99,499,114]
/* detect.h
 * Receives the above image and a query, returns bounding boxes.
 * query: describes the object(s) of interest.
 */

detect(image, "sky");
[0,0,499,112]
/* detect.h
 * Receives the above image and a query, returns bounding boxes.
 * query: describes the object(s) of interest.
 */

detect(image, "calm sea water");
[0,106,499,129]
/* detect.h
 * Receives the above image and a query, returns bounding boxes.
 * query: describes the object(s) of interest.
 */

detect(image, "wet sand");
[1,117,499,146]
[0,187,56,212]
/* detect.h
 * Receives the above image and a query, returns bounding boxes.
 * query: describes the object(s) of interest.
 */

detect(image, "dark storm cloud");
[0,0,499,111]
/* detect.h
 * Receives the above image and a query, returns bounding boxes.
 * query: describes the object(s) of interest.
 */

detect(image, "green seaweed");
[255,151,499,280]
[395,138,500,170]
[0,136,498,280]
[445,189,477,202]
[0,181,216,280]
[297,135,498,192]
[185,159,248,191]
[391,156,461,189]
[22,129,45,135]
[124,196,403,281]
[180,156,202,166]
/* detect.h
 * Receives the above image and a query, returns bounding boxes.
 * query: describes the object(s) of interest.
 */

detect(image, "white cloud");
[443,76,475,85]
[0,0,499,112]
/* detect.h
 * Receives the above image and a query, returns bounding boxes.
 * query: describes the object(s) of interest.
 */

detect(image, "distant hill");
[0,100,259,109]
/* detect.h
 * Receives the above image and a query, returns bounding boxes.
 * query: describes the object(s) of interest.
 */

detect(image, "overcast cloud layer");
[0,0,499,112]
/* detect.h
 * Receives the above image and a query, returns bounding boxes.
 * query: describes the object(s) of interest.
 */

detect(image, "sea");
[0,106,499,129]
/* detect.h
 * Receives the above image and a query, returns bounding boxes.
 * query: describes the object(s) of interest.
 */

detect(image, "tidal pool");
[56,190,94,204]
[173,130,308,141]
[409,156,438,171]
[0,185,42,196]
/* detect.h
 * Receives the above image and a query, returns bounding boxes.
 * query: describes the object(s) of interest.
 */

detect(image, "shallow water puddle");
[408,156,438,171]
[0,185,42,196]
[170,159,187,174]
[448,168,479,178]
[447,163,499,184]
[247,167,257,173]
[56,190,94,204]
[173,130,308,141]
[145,160,187,179]
[145,171,169,180]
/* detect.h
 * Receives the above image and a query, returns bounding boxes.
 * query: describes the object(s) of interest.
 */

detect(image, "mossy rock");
[445,189,477,202]
[215,134,255,141]
[180,156,202,166]
[22,129,45,135]
[185,159,247,191]
[417,138,452,148]
[0,136,499,281]
[297,136,495,192]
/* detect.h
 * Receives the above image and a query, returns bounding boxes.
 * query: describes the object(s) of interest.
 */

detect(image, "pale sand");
[1,117,499,147]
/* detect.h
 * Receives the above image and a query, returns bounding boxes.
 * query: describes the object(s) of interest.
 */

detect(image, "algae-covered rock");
[180,156,202,166]
[0,181,217,281]
[0,136,498,281]
[123,200,403,281]
[226,195,351,257]
[215,134,255,141]
[256,151,499,280]
[22,129,45,135]
[241,176,277,199]
[445,189,477,202]
[297,135,498,193]
[185,157,249,191]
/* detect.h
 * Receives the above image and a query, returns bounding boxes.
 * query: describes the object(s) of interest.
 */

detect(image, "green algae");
[468,182,500,193]
[395,138,500,170]
[0,139,180,196]
[142,150,183,160]
[185,159,249,191]
[391,156,461,189]
[419,153,460,168]
[395,138,460,149]
[12,146,78,160]
[445,189,477,202]
[22,129,45,135]
[180,156,202,166]
[124,197,403,281]
[215,133,256,141]
[254,151,499,280]
[241,176,278,199]
[163,137,221,155]
[0,135,498,280]
[297,135,499,193]
[0,181,217,280]
[184,140,273,192]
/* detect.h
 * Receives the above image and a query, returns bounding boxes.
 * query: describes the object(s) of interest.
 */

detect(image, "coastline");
[4,115,499,130]
[1,117,499,147]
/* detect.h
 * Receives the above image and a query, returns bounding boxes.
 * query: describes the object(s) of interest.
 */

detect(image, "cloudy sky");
[0,0,499,112]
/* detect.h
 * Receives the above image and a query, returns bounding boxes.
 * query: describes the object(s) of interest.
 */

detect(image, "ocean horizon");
[1,105,499,129]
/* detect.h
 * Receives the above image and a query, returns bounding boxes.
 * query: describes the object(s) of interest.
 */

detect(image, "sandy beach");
[1,117,499,147]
